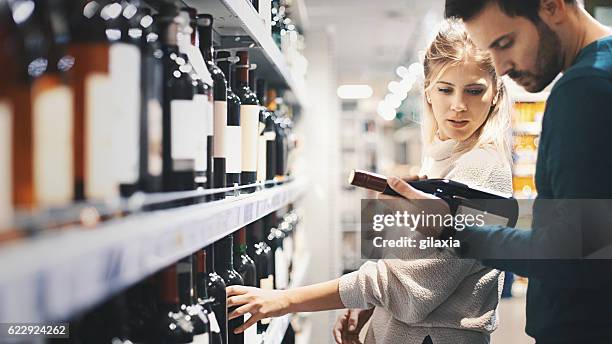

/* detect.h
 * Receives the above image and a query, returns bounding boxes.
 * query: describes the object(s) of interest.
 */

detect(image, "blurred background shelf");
[0,179,306,323]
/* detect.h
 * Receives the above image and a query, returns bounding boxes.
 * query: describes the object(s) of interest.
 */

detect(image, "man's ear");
[539,0,571,25]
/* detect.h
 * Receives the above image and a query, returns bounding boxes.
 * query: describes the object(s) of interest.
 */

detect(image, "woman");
[226,19,513,344]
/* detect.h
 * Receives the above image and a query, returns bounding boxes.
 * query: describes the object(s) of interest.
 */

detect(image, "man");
[387,0,612,342]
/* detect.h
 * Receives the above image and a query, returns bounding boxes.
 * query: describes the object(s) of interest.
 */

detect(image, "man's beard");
[508,21,564,93]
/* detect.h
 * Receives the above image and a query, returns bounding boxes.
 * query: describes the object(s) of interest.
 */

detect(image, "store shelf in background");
[513,122,542,136]
[260,253,310,344]
[0,179,306,323]
[183,0,307,107]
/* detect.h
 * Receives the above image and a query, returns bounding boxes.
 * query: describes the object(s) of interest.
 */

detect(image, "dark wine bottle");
[195,250,224,344]
[214,235,245,344]
[232,51,259,192]
[256,78,277,185]
[155,264,195,344]
[204,245,228,344]
[215,51,241,192]
[197,14,227,200]
[157,4,197,192]
[178,256,211,344]
[234,227,260,341]
[138,7,163,193]
[246,220,274,333]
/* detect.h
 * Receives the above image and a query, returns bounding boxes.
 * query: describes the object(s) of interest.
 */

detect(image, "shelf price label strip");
[0,179,306,323]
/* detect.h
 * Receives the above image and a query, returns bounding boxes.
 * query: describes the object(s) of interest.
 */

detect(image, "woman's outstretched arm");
[226,279,345,334]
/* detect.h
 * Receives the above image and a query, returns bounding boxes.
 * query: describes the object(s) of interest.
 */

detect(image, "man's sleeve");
[452,76,612,282]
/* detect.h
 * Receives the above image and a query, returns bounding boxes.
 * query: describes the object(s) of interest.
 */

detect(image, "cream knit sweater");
[339,137,513,344]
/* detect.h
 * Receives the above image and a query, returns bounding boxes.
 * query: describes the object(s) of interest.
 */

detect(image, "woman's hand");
[332,308,374,344]
[226,285,291,334]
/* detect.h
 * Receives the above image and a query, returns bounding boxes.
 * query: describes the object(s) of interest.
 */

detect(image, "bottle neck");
[217,60,232,87]
[215,235,234,270]
[234,228,248,254]
[197,24,214,62]
[177,257,194,305]
[159,265,180,308]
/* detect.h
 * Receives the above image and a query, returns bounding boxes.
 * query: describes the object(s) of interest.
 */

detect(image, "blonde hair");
[421,18,512,163]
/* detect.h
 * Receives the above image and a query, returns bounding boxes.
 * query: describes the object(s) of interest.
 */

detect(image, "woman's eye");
[466,89,484,95]
[498,38,513,49]
[437,88,452,94]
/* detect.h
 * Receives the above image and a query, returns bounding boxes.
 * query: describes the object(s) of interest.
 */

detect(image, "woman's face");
[427,62,497,142]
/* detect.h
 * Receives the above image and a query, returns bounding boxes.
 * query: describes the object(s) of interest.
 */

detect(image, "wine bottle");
[105,0,142,197]
[234,227,259,341]
[138,7,163,193]
[256,78,277,185]
[196,249,224,344]
[197,14,227,200]
[215,51,241,192]
[232,51,259,192]
[178,256,211,344]
[157,4,197,192]
[66,0,117,200]
[155,264,195,344]
[185,9,214,192]
[7,0,74,211]
[246,220,274,332]
[214,235,245,344]
[204,245,228,344]
[266,89,288,182]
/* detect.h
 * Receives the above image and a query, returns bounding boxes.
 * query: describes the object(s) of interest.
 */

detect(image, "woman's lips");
[447,119,469,128]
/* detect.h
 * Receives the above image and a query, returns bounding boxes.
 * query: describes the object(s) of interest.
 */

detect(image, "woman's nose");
[450,96,467,112]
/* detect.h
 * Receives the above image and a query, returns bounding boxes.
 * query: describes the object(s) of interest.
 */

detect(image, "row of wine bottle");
[0,0,296,232]
[54,208,300,344]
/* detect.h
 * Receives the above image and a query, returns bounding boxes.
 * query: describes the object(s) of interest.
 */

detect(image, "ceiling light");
[337,84,374,99]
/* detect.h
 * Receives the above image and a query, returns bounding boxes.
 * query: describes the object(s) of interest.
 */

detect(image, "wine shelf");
[183,0,307,107]
[0,179,306,323]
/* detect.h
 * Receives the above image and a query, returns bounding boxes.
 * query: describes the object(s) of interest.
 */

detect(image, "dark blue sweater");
[455,36,612,342]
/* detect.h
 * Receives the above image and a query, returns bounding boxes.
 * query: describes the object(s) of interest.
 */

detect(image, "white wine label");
[192,334,209,344]
[193,95,209,172]
[275,248,289,289]
[110,43,141,184]
[240,105,259,172]
[259,275,273,325]
[206,101,214,136]
[147,99,163,176]
[225,126,242,173]
[0,100,13,230]
[185,44,214,86]
[243,313,258,343]
[33,84,74,206]
[213,101,227,158]
[86,73,119,199]
[207,311,221,333]
[264,131,276,141]
[257,136,267,182]
[170,99,199,163]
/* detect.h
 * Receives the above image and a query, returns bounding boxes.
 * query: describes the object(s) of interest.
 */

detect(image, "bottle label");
[110,43,141,185]
[147,99,163,176]
[0,99,13,229]
[243,313,258,343]
[33,83,74,206]
[170,99,199,170]
[240,105,260,172]
[257,136,267,182]
[213,101,227,158]
[225,126,241,174]
[86,73,118,199]
[193,334,209,344]
[194,95,210,171]
[207,311,221,333]
[275,248,289,289]
[206,102,214,136]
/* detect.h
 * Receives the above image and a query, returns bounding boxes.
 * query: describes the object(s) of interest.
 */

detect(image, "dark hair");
[445,0,576,22]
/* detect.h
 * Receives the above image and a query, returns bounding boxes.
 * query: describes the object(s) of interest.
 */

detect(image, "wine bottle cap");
[348,169,388,193]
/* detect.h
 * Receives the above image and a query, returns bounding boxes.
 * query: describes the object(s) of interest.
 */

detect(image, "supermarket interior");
[1,0,612,343]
